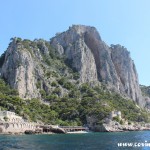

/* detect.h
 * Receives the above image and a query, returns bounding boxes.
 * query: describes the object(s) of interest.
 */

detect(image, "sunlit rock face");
[0,25,145,107]
[51,25,144,107]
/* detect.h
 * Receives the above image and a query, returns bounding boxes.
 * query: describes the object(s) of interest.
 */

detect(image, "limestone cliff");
[0,25,145,107]
[111,45,143,107]
[0,38,66,99]
[51,25,144,107]
[1,39,43,99]
[51,25,98,83]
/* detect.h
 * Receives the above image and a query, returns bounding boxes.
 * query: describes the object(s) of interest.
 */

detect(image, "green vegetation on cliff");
[0,78,149,126]
[140,85,150,97]
[0,37,149,126]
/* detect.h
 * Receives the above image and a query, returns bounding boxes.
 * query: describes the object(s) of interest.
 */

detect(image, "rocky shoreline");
[90,120,150,132]
[1,122,150,135]
[0,122,67,135]
[1,110,149,135]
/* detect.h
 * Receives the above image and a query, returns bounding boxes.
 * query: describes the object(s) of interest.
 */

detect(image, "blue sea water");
[0,131,150,150]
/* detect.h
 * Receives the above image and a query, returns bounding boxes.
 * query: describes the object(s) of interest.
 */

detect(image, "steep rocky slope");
[0,38,76,99]
[0,25,144,108]
[51,25,144,107]
[0,25,149,127]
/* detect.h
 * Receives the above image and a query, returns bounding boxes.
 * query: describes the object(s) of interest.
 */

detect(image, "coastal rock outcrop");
[111,45,143,106]
[51,25,98,83]
[51,25,144,107]
[0,25,144,107]
[0,39,43,99]
[0,39,57,99]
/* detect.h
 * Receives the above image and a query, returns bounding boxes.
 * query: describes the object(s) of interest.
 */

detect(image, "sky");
[0,0,150,85]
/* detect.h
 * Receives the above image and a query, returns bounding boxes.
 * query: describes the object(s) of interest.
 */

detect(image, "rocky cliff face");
[51,25,144,107]
[51,25,98,83]
[140,85,150,110]
[0,38,66,99]
[111,45,143,106]
[0,25,144,107]
[1,39,43,99]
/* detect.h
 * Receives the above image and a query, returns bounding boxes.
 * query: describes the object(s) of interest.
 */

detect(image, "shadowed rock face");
[51,25,144,107]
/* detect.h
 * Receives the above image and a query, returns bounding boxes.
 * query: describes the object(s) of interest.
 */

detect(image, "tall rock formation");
[0,38,51,99]
[111,45,143,106]
[51,25,98,83]
[51,25,144,107]
[0,25,144,107]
